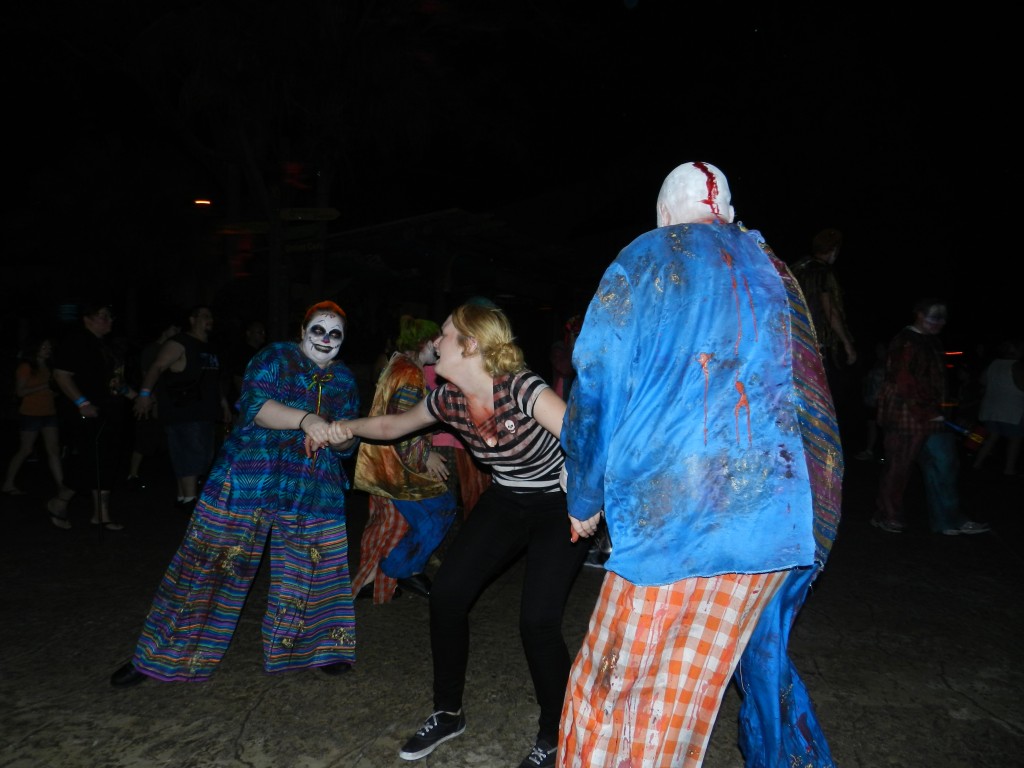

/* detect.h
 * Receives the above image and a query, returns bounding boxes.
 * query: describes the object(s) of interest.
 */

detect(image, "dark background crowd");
[1,2,1016,478]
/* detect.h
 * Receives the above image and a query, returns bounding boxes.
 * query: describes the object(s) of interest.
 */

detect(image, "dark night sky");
[1,2,1016,359]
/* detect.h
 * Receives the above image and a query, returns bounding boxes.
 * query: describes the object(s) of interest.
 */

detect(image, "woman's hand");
[569,510,604,543]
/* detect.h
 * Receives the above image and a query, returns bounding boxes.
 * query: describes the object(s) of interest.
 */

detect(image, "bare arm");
[141,339,185,390]
[533,386,567,439]
[135,339,185,416]
[327,398,437,443]
[52,369,77,402]
[820,293,857,364]
[255,400,356,451]
[53,368,99,418]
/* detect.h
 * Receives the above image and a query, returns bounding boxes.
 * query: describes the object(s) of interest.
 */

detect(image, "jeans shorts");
[164,420,216,478]
[19,414,58,432]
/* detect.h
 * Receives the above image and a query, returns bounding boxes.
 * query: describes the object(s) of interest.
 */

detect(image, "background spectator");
[971,338,1024,476]
[2,336,71,501]
[872,298,990,535]
[51,301,133,530]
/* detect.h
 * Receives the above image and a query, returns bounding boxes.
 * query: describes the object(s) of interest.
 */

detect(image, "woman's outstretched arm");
[328,398,437,443]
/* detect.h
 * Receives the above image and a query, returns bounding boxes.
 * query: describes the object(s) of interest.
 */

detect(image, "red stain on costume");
[741,274,758,342]
[469,402,499,447]
[796,712,821,758]
[693,161,721,216]
[697,352,715,444]
[720,248,743,354]
[734,378,751,445]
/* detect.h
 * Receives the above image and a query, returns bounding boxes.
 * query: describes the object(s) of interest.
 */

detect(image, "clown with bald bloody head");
[559,162,842,767]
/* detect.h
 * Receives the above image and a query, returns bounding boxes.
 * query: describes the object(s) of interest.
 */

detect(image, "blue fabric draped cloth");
[562,221,842,585]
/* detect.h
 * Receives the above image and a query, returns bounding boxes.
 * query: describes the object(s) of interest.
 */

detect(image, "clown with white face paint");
[111,300,362,689]
[302,312,346,365]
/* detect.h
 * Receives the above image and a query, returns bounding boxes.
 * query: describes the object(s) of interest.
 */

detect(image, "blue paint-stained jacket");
[563,222,842,585]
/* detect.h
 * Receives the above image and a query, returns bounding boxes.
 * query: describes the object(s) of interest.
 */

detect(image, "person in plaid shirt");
[872,298,991,535]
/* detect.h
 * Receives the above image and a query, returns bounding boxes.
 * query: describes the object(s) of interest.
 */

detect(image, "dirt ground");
[1,441,1022,767]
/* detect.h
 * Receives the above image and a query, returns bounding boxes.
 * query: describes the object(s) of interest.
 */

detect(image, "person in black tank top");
[134,305,230,509]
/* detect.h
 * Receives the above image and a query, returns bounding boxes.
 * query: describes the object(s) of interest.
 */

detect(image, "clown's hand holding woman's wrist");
[299,413,356,454]
[300,411,333,456]
[326,420,357,449]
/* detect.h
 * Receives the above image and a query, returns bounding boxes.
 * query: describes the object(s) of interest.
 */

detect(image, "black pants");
[61,411,125,491]
[430,483,589,744]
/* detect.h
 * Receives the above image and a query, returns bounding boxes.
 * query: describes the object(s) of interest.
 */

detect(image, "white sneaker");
[941,521,991,535]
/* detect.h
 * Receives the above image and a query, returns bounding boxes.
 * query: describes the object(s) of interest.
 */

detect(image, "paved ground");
[1,434,1022,767]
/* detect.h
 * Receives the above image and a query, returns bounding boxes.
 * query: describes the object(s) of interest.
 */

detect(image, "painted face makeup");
[921,306,948,334]
[302,313,345,365]
[420,341,440,366]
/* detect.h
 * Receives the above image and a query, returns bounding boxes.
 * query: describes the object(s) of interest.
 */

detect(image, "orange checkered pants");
[558,570,786,768]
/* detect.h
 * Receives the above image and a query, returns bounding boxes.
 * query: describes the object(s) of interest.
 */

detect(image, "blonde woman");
[330,303,588,768]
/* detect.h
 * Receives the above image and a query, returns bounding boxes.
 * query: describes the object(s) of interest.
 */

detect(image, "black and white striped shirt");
[425,370,564,493]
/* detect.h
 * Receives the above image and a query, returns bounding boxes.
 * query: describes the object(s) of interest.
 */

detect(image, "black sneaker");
[398,710,466,760]
[124,475,146,492]
[583,546,609,569]
[518,738,557,767]
[397,572,432,598]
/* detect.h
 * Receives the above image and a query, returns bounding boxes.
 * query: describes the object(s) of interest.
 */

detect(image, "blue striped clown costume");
[558,162,842,767]
[117,301,360,684]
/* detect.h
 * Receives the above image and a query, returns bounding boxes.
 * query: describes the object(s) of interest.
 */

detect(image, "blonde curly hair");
[450,303,525,377]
